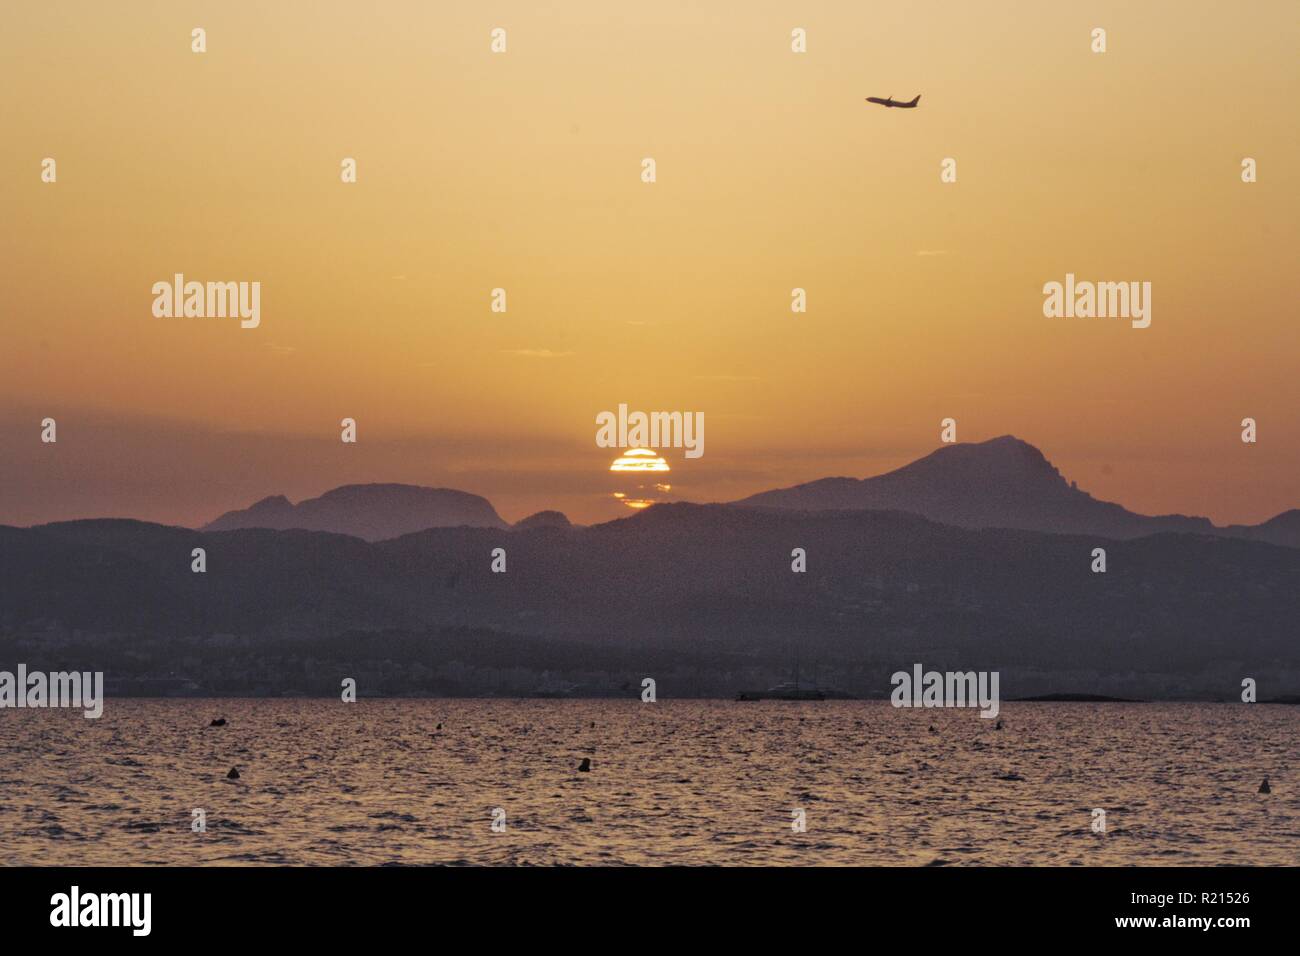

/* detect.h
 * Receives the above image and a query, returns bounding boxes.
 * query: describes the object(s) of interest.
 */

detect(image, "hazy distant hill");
[513,510,572,531]
[735,436,1299,546]
[203,483,507,541]
[3,504,1298,697]
[1227,509,1300,549]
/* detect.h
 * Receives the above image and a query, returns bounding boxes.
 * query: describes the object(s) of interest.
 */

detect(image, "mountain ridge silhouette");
[203,482,507,541]
[187,437,1296,546]
[3,502,1297,698]
[734,435,1298,546]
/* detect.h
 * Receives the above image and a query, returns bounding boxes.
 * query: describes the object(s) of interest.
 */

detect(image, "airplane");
[865,94,921,109]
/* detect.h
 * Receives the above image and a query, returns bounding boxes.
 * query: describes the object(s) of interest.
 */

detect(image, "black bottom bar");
[0,865,1288,942]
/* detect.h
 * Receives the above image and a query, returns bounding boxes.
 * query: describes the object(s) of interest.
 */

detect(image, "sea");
[1,700,1294,865]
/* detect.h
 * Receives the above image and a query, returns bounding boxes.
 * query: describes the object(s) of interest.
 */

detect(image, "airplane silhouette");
[865,94,921,109]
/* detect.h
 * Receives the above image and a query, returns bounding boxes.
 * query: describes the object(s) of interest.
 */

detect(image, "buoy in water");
[226,767,240,780]
[578,757,592,772]
[1259,776,1271,794]
[209,718,227,727]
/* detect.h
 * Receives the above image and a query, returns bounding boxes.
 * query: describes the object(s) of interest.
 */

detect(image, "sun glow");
[609,448,670,473]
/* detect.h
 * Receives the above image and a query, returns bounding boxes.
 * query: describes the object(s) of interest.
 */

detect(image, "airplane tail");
[908,94,921,106]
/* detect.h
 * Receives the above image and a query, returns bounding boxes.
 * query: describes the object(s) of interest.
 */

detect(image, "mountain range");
[735,435,1300,547]
[204,483,507,540]
[197,439,1294,548]
[198,436,1297,548]
[2,436,1296,698]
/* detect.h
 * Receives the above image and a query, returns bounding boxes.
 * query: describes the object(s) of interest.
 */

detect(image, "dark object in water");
[994,719,1003,730]
[736,682,827,701]
[209,718,227,727]
[928,725,937,733]
[577,758,592,772]
[226,767,240,779]
[436,723,443,730]
[1259,777,1271,794]
[590,721,595,728]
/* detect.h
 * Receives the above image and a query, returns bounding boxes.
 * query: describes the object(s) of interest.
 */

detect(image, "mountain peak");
[922,434,1052,462]
[732,437,1217,540]
[514,510,572,531]
[319,483,445,498]
[906,435,1064,486]
[246,494,293,511]
[204,484,507,540]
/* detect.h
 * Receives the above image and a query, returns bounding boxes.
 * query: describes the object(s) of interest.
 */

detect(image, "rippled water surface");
[1,700,1295,865]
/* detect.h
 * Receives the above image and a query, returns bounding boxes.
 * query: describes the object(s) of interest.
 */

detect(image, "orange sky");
[2,0,1297,527]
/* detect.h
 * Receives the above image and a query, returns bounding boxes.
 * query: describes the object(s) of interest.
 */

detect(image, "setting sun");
[609,449,671,473]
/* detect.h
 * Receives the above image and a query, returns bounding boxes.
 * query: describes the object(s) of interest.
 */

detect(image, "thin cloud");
[500,349,575,359]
